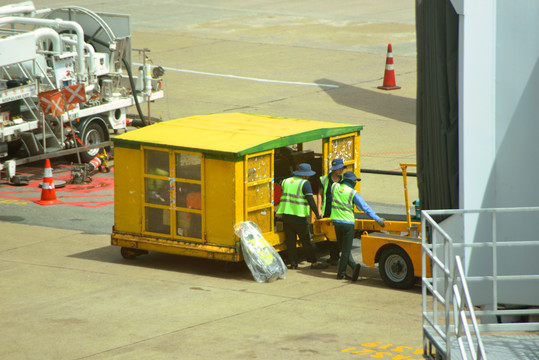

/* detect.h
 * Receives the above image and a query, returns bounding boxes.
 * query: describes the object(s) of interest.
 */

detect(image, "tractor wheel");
[379,246,415,289]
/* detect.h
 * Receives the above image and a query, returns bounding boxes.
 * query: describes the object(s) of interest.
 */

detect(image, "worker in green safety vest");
[276,163,327,270]
[317,158,346,265]
[331,171,386,281]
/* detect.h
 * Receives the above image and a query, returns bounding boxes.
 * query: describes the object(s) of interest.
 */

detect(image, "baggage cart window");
[175,153,201,181]
[144,149,172,235]
[145,149,170,176]
[145,178,170,205]
[145,207,170,234]
[142,148,204,241]
[175,151,203,240]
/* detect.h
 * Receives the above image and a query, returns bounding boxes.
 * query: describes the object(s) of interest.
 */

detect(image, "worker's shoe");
[337,274,352,280]
[351,264,361,282]
[289,263,298,270]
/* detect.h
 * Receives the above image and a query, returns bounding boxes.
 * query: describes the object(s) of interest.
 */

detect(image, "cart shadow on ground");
[68,240,421,293]
[68,244,257,281]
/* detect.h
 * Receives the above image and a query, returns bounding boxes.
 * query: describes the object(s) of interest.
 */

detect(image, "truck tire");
[379,246,415,289]
[78,119,107,163]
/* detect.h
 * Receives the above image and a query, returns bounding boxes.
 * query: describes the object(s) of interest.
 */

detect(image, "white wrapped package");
[234,221,287,283]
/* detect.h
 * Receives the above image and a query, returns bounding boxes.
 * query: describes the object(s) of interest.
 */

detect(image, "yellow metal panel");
[111,232,240,262]
[324,132,360,192]
[247,182,271,208]
[355,132,361,193]
[205,158,237,247]
[114,147,142,233]
[313,218,421,241]
[234,161,244,224]
[246,154,272,181]
[330,134,355,164]
[313,219,337,241]
[264,232,286,250]
[322,138,330,175]
[247,209,271,233]
[244,151,274,234]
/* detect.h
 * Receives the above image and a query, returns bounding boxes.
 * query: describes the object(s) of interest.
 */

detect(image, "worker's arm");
[306,195,322,219]
[353,192,385,226]
[316,187,323,215]
[303,181,322,219]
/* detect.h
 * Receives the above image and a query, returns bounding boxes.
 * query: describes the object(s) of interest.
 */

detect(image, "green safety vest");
[319,173,343,213]
[276,177,309,217]
[319,175,329,212]
[330,182,357,223]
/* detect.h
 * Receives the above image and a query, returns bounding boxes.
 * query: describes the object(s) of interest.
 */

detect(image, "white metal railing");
[452,255,487,360]
[421,207,539,360]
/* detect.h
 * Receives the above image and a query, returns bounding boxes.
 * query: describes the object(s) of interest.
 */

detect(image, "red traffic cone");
[35,158,63,205]
[378,43,401,90]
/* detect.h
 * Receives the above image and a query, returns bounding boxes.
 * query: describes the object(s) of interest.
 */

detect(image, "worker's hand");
[316,213,322,220]
[376,218,386,227]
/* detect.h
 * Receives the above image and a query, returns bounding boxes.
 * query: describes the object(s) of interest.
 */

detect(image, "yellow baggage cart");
[111,113,363,262]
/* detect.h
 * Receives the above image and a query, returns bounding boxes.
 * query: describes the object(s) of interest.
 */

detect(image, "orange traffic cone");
[35,158,63,205]
[378,43,401,90]
[88,156,102,172]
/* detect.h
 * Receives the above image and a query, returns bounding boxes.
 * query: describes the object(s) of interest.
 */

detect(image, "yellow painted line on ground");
[341,341,424,359]
[0,199,30,205]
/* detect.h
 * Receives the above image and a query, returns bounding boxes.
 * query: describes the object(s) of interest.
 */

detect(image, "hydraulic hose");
[122,57,147,126]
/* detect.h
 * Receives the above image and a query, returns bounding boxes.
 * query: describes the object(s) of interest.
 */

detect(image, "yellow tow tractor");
[111,113,427,288]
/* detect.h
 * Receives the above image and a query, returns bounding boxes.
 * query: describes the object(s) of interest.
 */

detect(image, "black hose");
[122,57,147,126]
[80,34,147,127]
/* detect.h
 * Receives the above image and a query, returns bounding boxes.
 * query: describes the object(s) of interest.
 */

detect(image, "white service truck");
[0,1,164,183]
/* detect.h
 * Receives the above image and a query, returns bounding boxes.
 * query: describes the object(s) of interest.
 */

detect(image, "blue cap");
[342,171,360,182]
[293,163,316,177]
[329,158,345,171]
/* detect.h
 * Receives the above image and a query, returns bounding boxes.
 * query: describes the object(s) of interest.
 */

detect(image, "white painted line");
[134,63,339,88]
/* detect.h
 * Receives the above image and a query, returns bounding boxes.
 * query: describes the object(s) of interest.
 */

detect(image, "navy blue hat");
[342,171,360,182]
[329,158,345,171]
[293,163,316,177]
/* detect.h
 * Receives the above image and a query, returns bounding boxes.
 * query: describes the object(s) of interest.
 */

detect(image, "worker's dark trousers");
[334,222,357,277]
[323,209,339,261]
[327,241,340,261]
[283,221,317,265]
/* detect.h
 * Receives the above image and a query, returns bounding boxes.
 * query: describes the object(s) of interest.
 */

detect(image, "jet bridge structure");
[416,0,539,358]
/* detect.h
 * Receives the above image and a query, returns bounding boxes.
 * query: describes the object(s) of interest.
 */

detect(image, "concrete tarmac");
[1,1,424,359]
[0,221,424,360]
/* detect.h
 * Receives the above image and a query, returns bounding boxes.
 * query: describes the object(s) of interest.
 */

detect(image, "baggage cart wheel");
[120,247,147,259]
[379,246,415,289]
